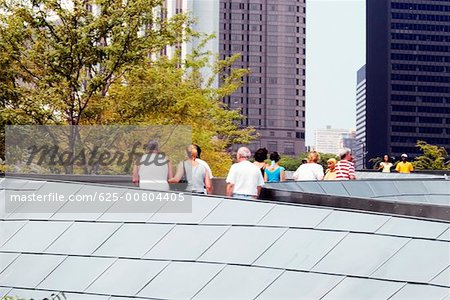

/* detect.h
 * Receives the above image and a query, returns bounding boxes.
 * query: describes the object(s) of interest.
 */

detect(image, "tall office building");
[164,0,220,87]
[366,0,450,165]
[355,65,366,170]
[220,0,307,155]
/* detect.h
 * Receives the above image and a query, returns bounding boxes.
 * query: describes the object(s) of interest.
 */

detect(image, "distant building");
[366,0,450,164]
[164,0,219,87]
[315,126,356,155]
[341,132,358,158]
[355,65,366,169]
[220,0,307,155]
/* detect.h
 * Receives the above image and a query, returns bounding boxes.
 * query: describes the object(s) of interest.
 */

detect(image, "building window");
[284,142,295,155]
[270,131,275,137]
[250,24,262,31]
[268,15,277,22]
[249,3,262,10]
[268,141,277,152]
[248,87,261,94]
[249,76,261,83]
[248,55,262,63]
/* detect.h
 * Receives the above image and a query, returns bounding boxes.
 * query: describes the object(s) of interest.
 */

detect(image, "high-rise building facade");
[220,0,307,155]
[366,0,450,165]
[164,0,220,87]
[355,65,366,169]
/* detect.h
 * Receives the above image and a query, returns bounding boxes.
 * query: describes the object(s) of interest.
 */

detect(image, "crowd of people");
[132,140,415,199]
[291,148,356,181]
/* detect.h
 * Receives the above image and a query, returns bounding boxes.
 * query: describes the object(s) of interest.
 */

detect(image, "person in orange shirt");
[395,153,414,173]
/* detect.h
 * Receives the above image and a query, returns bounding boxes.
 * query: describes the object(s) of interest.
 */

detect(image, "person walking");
[293,151,324,181]
[324,158,337,180]
[335,148,356,180]
[264,152,286,182]
[226,147,264,199]
[395,153,414,174]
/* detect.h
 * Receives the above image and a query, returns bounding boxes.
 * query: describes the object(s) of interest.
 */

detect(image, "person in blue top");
[264,152,286,182]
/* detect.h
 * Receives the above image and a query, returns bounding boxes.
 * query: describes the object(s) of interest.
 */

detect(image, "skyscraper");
[220,0,307,155]
[366,0,450,165]
[355,65,366,170]
[164,0,219,87]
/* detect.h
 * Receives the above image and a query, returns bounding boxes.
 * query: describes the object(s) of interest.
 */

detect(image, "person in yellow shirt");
[395,153,414,173]
[324,158,337,180]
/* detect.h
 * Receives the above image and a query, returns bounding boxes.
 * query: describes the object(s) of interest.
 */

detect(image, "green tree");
[413,140,450,170]
[97,47,255,176]
[278,155,302,171]
[0,0,256,175]
[0,0,191,126]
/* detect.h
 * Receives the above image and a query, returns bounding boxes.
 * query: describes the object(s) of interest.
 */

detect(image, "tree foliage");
[413,140,450,170]
[0,0,191,126]
[96,49,255,176]
[0,0,255,175]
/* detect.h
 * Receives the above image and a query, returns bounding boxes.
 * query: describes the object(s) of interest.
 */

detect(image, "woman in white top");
[378,154,393,173]
[132,140,173,191]
[293,151,324,181]
[169,145,212,194]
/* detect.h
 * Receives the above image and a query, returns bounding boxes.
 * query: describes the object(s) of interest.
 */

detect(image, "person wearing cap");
[324,158,337,180]
[396,153,414,174]
[226,147,264,199]
[335,148,356,180]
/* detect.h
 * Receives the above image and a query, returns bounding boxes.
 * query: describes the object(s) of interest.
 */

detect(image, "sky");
[305,0,366,146]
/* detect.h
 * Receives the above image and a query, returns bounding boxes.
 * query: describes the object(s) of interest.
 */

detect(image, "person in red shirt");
[335,148,356,180]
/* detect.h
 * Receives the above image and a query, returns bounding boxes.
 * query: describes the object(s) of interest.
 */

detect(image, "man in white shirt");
[226,147,264,199]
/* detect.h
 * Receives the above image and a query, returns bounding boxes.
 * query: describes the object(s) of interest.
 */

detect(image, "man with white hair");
[335,148,356,180]
[226,147,264,199]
